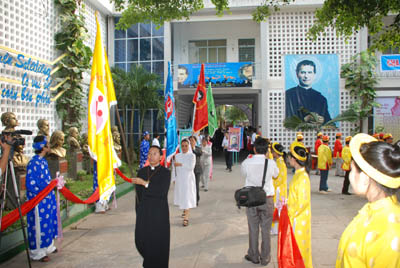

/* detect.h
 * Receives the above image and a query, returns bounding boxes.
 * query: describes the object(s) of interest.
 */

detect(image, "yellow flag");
[88,14,120,203]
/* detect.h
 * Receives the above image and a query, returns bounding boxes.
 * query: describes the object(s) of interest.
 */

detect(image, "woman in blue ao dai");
[26,135,58,262]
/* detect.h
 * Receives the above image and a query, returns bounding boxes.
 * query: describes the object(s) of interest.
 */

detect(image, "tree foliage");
[308,0,400,51]
[283,108,361,135]
[283,115,317,132]
[216,105,224,126]
[284,51,380,133]
[341,51,380,132]
[132,66,164,138]
[283,108,337,132]
[112,0,217,29]
[224,105,248,125]
[111,0,399,51]
[54,0,92,131]
[111,0,293,29]
[111,66,135,113]
[111,65,163,147]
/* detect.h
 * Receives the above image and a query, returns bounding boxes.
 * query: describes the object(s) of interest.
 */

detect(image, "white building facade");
[0,0,112,155]
[159,0,364,150]
[1,0,399,154]
[158,0,399,149]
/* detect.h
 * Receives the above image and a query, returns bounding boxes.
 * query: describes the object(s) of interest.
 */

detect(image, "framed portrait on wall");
[284,54,339,125]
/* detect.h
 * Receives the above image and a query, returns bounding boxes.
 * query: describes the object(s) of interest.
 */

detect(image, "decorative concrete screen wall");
[79,0,108,135]
[264,10,359,151]
[0,0,107,156]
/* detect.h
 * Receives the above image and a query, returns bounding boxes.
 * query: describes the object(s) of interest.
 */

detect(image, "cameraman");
[0,133,13,176]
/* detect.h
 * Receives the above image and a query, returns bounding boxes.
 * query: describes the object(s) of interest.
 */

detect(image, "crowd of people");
[4,124,398,267]
[130,128,399,268]
[238,130,400,267]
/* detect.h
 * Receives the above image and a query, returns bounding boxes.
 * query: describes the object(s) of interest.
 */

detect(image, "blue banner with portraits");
[284,54,339,125]
[380,55,400,71]
[177,62,253,88]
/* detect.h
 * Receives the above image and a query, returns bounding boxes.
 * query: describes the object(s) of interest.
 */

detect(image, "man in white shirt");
[249,127,257,154]
[251,130,257,144]
[152,133,160,147]
[241,137,279,266]
[221,131,232,172]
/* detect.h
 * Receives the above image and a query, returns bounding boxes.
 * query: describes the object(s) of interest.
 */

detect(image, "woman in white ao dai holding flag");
[173,139,197,226]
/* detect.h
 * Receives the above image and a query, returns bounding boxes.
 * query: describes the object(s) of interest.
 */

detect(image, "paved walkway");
[2,157,365,268]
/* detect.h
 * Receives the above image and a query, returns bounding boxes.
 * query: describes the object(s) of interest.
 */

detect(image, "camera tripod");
[0,151,32,267]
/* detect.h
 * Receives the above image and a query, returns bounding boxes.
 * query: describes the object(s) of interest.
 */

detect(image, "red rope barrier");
[1,182,100,231]
[1,180,57,232]
[1,169,138,231]
[115,168,132,183]
[59,187,99,204]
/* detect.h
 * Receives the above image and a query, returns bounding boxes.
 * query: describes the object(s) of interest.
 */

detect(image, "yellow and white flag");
[88,14,121,203]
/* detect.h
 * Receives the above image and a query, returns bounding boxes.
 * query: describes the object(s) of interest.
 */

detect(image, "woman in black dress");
[132,146,171,268]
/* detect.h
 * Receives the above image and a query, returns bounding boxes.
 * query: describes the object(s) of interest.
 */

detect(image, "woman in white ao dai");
[173,139,197,226]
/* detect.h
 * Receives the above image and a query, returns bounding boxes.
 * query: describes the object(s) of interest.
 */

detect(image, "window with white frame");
[239,39,255,62]
[188,40,227,63]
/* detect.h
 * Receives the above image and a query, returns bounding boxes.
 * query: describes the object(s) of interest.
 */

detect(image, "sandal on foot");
[183,219,189,227]
[39,256,50,262]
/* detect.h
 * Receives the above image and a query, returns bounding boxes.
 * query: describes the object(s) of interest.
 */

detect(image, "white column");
[260,20,268,136]
[164,22,172,85]
[107,16,115,66]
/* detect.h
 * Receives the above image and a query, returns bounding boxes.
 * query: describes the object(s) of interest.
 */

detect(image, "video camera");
[0,130,32,147]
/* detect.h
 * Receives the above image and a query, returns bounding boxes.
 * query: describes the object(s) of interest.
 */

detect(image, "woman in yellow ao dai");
[271,143,288,234]
[287,141,313,268]
[271,142,288,203]
[336,134,400,268]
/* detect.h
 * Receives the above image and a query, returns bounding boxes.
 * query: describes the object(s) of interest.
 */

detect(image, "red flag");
[273,207,279,222]
[278,205,305,268]
[192,64,208,132]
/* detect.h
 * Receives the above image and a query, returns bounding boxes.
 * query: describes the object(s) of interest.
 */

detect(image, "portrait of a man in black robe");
[285,59,332,123]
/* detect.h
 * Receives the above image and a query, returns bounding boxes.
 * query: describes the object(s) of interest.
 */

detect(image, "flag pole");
[192,104,196,134]
[115,105,134,177]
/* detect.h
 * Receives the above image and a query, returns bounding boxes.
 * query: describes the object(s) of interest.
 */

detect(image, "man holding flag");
[88,13,121,213]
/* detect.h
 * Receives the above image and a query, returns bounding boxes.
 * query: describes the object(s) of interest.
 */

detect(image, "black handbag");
[234,159,268,208]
